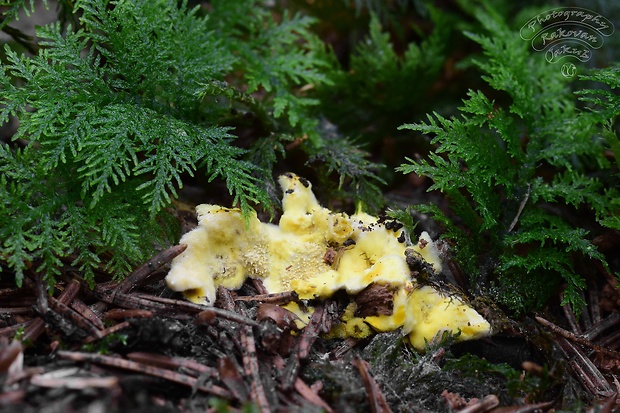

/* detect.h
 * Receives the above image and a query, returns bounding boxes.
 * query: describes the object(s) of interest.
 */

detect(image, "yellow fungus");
[166,173,491,350]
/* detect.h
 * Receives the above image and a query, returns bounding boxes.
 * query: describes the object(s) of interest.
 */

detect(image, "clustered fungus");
[166,173,491,350]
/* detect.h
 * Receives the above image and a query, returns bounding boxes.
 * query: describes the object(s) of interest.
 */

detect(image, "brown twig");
[293,378,335,413]
[352,356,393,413]
[91,244,187,313]
[48,296,102,339]
[0,322,30,339]
[57,350,231,398]
[588,280,602,325]
[195,307,260,327]
[0,307,33,315]
[217,356,249,402]
[70,298,105,330]
[126,352,218,378]
[82,321,131,344]
[240,324,271,413]
[555,337,615,398]
[217,286,237,311]
[507,184,530,233]
[583,313,620,342]
[0,339,23,374]
[280,302,329,390]
[560,295,581,335]
[30,373,119,389]
[234,290,299,305]
[103,308,154,320]
[536,316,620,360]
[92,288,172,312]
[298,303,325,360]
[249,278,270,295]
[21,278,81,344]
[272,354,334,411]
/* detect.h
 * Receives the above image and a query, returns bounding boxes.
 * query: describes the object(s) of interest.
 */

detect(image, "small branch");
[583,313,620,342]
[21,279,81,344]
[57,350,231,398]
[126,352,218,378]
[555,337,615,398]
[118,244,187,294]
[536,316,620,360]
[91,244,187,314]
[30,374,119,390]
[82,321,131,344]
[240,325,271,413]
[507,184,530,232]
[48,296,102,339]
[281,301,338,390]
[70,298,105,330]
[298,304,325,360]
[352,356,393,413]
[235,290,299,305]
[195,307,260,327]
[103,308,154,320]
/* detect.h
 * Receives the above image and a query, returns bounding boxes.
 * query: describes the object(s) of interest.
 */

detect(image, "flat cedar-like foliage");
[1,0,619,317]
[397,8,620,313]
[0,0,383,288]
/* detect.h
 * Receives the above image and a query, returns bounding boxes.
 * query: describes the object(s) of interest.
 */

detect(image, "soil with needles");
[1,220,619,413]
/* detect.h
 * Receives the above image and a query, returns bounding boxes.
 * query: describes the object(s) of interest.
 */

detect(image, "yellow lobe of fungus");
[282,302,313,330]
[165,173,491,350]
[403,286,491,349]
[326,303,373,339]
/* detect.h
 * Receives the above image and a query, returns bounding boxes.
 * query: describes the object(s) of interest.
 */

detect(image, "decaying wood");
[353,283,395,318]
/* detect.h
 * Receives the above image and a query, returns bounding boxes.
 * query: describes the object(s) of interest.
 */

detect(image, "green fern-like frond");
[207,0,332,144]
[3,0,343,286]
[307,133,385,213]
[319,8,450,144]
[577,66,620,172]
[1,0,45,30]
[396,6,616,314]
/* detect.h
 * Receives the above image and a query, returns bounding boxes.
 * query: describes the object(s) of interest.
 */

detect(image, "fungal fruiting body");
[166,173,491,350]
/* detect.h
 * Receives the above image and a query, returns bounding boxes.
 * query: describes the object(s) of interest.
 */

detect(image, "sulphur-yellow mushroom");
[166,173,491,350]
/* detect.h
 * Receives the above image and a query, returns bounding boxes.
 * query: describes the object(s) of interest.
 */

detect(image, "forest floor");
[1,188,620,413]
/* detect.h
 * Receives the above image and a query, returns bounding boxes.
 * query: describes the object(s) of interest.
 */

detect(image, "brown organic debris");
[1,238,619,412]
